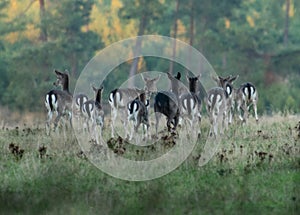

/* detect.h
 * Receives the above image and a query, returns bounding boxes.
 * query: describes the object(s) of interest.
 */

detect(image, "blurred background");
[0,0,299,124]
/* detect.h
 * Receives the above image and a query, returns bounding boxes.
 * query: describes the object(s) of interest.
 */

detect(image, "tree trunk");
[284,0,290,45]
[128,14,147,87]
[169,0,179,75]
[188,0,194,73]
[39,0,47,42]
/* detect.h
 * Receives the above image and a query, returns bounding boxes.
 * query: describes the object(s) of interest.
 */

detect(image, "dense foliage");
[0,0,299,113]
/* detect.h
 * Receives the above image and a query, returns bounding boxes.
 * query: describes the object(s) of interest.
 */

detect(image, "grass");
[0,115,299,214]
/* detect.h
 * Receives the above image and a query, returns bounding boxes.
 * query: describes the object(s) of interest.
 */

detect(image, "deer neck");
[95,91,102,106]
[62,75,70,93]
[139,93,146,104]
[189,81,197,93]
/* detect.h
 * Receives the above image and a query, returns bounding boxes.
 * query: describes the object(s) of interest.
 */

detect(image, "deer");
[108,74,160,138]
[127,91,150,141]
[205,87,227,137]
[142,74,161,97]
[82,85,104,144]
[179,75,202,129]
[154,72,181,136]
[45,69,73,135]
[213,75,238,125]
[235,82,258,123]
[73,93,88,126]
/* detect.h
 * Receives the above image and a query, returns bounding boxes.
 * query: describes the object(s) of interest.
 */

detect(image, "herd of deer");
[44,69,258,143]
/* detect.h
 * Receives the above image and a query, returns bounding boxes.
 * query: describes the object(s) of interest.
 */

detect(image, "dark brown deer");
[154,72,181,136]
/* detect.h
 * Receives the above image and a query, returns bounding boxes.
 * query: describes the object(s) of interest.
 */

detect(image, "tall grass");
[0,115,299,214]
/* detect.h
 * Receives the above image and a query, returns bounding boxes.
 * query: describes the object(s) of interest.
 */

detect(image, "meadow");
[0,114,299,214]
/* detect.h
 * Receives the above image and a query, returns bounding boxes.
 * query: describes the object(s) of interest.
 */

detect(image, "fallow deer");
[127,91,150,140]
[108,74,160,138]
[82,86,104,144]
[154,72,181,136]
[205,87,227,137]
[179,75,202,128]
[73,93,88,125]
[45,70,73,135]
[213,75,238,125]
[236,82,258,123]
[142,74,161,97]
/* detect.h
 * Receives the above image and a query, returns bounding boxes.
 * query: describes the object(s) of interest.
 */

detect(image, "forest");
[0,0,299,116]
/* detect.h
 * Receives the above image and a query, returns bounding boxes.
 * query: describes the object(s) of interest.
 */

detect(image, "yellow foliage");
[177,19,186,37]
[89,0,138,46]
[5,32,19,43]
[282,0,295,17]
[253,10,260,19]
[4,0,40,43]
[111,0,123,8]
[137,57,145,71]
[174,19,188,43]
[246,15,255,27]
[224,17,230,29]
[24,24,39,41]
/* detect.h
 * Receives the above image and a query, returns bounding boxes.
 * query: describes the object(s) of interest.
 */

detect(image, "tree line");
[0,0,299,114]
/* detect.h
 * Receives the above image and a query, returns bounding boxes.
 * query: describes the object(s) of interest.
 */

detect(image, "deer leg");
[53,113,62,132]
[228,107,233,125]
[129,121,134,141]
[155,112,161,136]
[173,114,179,131]
[242,103,248,123]
[111,108,117,138]
[237,100,244,122]
[68,111,73,129]
[212,115,218,137]
[46,110,53,135]
[252,100,259,122]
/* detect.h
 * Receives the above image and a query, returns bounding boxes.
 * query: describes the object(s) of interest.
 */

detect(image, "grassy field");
[0,115,299,214]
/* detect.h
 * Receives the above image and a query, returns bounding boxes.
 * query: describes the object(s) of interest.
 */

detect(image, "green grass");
[0,115,299,214]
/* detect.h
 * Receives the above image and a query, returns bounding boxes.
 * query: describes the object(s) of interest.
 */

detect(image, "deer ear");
[212,75,219,83]
[176,72,181,80]
[54,69,63,76]
[99,85,104,91]
[142,74,148,82]
[167,72,172,79]
[153,74,161,82]
[229,75,238,83]
[218,75,227,81]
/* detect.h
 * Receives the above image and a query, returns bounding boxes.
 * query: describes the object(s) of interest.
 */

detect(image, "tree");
[0,0,103,111]
[119,0,166,86]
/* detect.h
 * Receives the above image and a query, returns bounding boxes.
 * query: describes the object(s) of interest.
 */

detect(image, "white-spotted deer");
[45,70,73,135]
[154,72,181,136]
[127,91,150,140]
[108,74,160,138]
[236,82,258,123]
[82,86,104,144]
[205,87,227,137]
